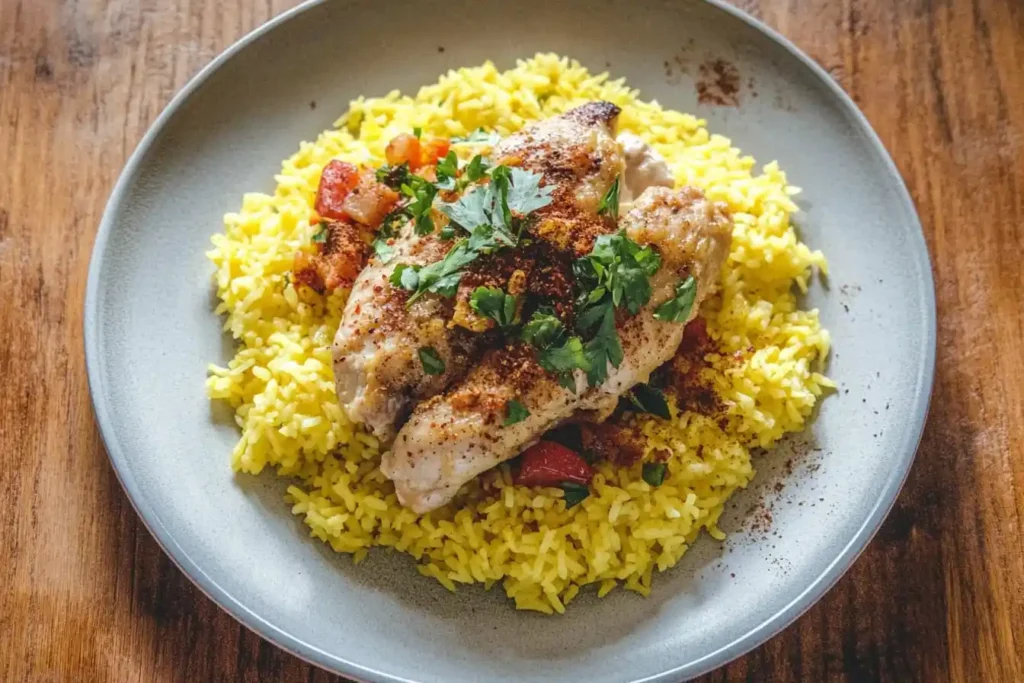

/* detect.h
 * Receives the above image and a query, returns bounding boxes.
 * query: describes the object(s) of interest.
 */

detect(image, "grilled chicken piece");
[382,185,733,512]
[332,103,624,442]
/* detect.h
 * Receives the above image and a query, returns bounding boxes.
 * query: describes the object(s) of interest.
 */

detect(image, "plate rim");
[83,0,937,680]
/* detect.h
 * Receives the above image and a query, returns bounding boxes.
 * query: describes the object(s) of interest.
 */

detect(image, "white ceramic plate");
[84,0,935,680]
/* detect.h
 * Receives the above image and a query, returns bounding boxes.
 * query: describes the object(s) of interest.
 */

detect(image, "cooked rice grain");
[206,54,831,614]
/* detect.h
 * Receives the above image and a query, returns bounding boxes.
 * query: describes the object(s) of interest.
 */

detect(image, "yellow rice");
[205,54,832,614]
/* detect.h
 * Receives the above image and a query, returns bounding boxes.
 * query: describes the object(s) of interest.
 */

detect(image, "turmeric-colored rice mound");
[206,53,832,614]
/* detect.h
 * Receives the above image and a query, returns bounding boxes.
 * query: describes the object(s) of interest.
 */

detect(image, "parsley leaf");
[413,126,422,139]
[390,241,478,304]
[390,263,419,291]
[519,308,567,348]
[597,176,621,220]
[451,128,500,145]
[470,286,519,328]
[581,304,624,386]
[407,182,438,236]
[439,187,506,241]
[507,167,555,219]
[575,230,662,315]
[372,238,395,262]
[503,399,530,426]
[537,336,590,375]
[654,275,698,323]
[561,482,590,508]
[437,165,550,246]
[418,347,445,375]
[435,151,459,190]
[642,462,667,487]
[626,383,671,420]
[464,155,489,183]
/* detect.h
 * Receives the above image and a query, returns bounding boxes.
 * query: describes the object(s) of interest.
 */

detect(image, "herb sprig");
[392,162,553,306]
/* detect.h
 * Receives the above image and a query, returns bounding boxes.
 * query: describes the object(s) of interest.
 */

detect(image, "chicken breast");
[332,102,624,442]
[383,185,733,512]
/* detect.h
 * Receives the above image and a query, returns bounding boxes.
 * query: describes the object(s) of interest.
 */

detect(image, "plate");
[84,0,935,680]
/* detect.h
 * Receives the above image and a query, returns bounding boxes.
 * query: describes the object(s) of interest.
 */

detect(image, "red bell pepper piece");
[515,441,594,487]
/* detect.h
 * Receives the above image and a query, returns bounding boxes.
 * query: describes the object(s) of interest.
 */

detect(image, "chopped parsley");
[470,286,519,328]
[654,275,698,323]
[626,383,671,420]
[393,164,551,306]
[561,230,662,386]
[312,220,328,243]
[371,211,404,263]
[418,346,445,375]
[451,128,501,145]
[519,308,567,349]
[642,462,667,487]
[574,230,662,316]
[438,165,553,246]
[519,309,589,391]
[561,482,590,508]
[579,304,624,386]
[405,181,438,236]
[372,239,395,262]
[390,240,477,304]
[435,151,459,189]
[597,176,621,220]
[413,126,422,139]
[503,399,530,426]
[463,155,489,183]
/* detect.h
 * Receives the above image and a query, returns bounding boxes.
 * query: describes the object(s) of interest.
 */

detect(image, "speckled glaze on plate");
[83,0,935,680]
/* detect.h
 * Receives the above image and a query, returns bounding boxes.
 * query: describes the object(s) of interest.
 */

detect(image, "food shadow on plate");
[230,465,734,657]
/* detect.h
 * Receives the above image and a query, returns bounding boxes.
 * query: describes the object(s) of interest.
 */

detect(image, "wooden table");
[2,0,1021,680]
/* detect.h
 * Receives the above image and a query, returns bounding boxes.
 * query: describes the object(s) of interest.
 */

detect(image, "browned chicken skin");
[383,186,733,513]
[332,103,625,442]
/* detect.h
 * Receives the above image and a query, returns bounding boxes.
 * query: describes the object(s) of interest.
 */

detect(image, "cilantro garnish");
[470,286,519,328]
[413,126,422,139]
[503,399,530,426]
[654,275,698,323]
[418,346,445,375]
[642,462,667,487]
[626,383,671,420]
[561,482,590,508]
[597,176,621,220]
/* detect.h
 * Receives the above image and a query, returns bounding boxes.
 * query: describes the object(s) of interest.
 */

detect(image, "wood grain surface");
[1,0,1021,680]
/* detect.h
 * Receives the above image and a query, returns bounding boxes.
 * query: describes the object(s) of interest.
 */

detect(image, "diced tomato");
[420,137,451,166]
[515,441,594,488]
[385,133,422,170]
[315,160,360,220]
[341,171,400,227]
